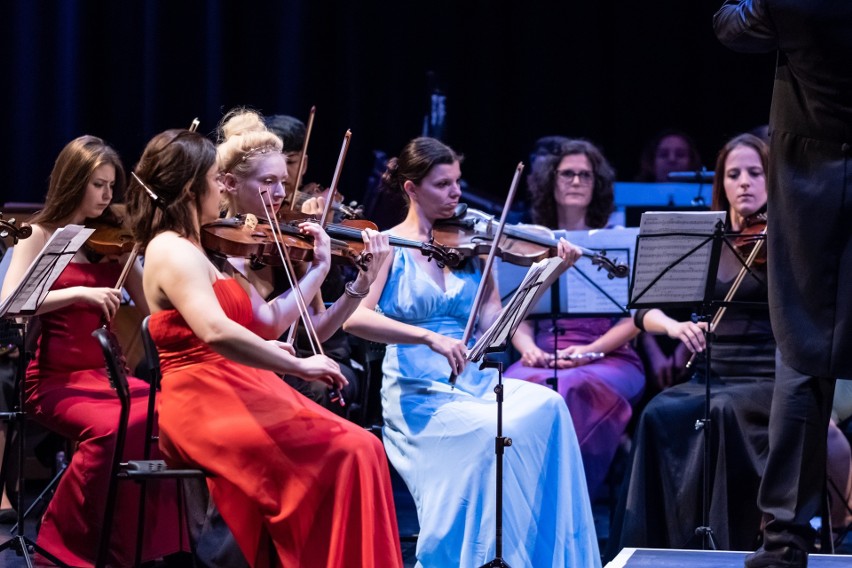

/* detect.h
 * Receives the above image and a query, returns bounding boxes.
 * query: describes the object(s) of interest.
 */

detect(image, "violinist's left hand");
[556,238,582,267]
[358,229,391,284]
[298,221,332,268]
[300,196,325,217]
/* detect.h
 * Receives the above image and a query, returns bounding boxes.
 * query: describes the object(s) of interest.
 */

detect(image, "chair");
[347,336,387,430]
[93,319,205,568]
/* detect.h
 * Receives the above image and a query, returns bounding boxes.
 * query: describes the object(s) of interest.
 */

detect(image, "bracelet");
[344,280,370,299]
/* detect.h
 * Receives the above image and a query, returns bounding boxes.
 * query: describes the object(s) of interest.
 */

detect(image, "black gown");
[611,236,775,552]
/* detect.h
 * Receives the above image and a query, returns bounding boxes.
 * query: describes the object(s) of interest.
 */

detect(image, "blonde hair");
[216,108,283,177]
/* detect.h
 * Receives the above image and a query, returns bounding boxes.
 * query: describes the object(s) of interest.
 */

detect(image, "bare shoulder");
[144,233,214,282]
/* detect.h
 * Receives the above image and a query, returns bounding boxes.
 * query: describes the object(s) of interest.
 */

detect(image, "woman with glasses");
[504,138,645,501]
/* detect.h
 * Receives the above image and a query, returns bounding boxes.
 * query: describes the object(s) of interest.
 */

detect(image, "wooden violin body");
[201,215,314,266]
[202,215,374,271]
[434,206,629,278]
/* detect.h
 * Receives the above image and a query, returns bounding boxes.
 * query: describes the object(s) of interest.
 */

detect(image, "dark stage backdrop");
[3,0,774,211]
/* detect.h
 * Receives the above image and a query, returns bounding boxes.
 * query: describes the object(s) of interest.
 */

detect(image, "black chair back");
[91,327,130,568]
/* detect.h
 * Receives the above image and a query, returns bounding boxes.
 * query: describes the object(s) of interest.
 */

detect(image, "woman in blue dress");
[344,137,601,567]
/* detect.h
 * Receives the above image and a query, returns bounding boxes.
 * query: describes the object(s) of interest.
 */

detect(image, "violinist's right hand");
[296,353,348,390]
[427,332,468,376]
[297,221,332,269]
[76,286,122,321]
[557,238,582,267]
[519,345,552,368]
[664,320,708,353]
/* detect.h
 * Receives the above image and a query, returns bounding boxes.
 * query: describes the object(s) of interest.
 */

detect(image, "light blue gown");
[378,248,601,568]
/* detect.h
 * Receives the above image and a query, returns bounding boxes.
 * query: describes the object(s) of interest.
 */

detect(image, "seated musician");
[504,137,645,501]
[343,136,602,567]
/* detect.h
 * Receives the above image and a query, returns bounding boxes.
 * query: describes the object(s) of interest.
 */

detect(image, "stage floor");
[607,547,852,567]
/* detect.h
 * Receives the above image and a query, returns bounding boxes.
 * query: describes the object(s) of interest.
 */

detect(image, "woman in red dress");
[125,128,402,568]
[0,135,185,566]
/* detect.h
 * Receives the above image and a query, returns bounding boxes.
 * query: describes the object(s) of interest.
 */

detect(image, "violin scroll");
[588,250,630,280]
[0,213,33,243]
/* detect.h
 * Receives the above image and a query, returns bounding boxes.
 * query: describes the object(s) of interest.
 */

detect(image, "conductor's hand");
[557,238,583,267]
[519,346,552,368]
[664,320,708,353]
[296,354,348,390]
[427,332,468,376]
[77,286,122,321]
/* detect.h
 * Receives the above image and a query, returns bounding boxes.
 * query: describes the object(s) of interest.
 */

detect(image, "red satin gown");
[148,278,402,568]
[26,262,185,566]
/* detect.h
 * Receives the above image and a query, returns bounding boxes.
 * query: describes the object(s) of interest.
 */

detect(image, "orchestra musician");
[503,137,645,501]
[125,127,402,567]
[343,136,602,567]
[219,109,386,415]
[0,135,185,566]
[608,133,852,555]
[188,108,391,568]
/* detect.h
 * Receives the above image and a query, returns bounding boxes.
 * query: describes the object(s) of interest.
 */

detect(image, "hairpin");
[131,171,166,208]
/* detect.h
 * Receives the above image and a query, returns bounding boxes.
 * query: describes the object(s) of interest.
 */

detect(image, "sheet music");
[0,225,93,317]
[469,256,566,362]
[629,211,726,306]
[495,227,637,315]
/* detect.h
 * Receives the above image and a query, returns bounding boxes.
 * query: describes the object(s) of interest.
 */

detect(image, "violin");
[85,221,136,256]
[82,205,136,256]
[433,206,629,278]
[685,210,768,370]
[201,215,373,271]
[201,215,315,266]
[279,216,463,269]
[730,210,767,266]
[281,182,364,224]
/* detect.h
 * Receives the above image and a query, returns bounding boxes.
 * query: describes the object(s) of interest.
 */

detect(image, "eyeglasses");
[556,169,594,184]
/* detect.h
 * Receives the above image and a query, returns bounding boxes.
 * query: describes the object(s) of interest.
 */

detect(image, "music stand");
[628,211,728,550]
[467,255,569,567]
[0,224,92,567]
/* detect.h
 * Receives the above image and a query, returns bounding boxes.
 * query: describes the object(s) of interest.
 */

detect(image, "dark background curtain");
[3,0,773,209]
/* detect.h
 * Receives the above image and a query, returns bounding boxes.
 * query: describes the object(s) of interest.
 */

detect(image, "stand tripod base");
[0,533,69,568]
[479,558,511,567]
[694,525,717,550]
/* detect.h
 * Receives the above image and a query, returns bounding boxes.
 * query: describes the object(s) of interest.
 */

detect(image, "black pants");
[757,349,836,553]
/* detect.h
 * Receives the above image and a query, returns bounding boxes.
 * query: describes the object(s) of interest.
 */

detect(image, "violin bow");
[114,243,141,290]
[288,106,316,211]
[685,223,767,369]
[281,129,352,345]
[259,187,344,405]
[450,162,524,385]
[319,129,352,227]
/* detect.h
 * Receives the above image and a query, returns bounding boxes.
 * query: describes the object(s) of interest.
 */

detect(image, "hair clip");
[131,172,166,209]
